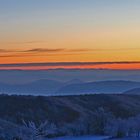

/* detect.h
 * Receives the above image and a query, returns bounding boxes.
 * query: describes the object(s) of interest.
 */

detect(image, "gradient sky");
[0,0,140,69]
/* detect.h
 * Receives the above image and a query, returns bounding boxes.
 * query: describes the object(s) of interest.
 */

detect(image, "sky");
[0,0,140,70]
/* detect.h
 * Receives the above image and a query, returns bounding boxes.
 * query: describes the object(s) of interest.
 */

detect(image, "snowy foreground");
[112,138,140,140]
[49,136,140,140]
[50,136,109,140]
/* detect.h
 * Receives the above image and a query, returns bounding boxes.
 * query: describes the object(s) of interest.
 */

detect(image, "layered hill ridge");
[123,88,140,95]
[0,94,140,124]
[0,80,140,95]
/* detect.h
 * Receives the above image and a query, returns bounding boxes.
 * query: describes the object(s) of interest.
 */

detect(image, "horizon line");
[0,61,140,67]
[0,61,139,70]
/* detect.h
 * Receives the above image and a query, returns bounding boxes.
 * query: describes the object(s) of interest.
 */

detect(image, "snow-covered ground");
[49,136,109,140]
[112,138,140,140]
[49,136,140,140]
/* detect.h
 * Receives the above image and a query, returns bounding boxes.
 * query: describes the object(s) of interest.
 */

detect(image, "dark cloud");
[24,48,65,53]
[0,47,140,59]
[67,49,95,52]
[0,48,65,57]
[0,48,94,55]
[0,61,139,67]
[0,54,37,58]
[1,47,139,54]
[23,48,94,53]
[0,49,14,53]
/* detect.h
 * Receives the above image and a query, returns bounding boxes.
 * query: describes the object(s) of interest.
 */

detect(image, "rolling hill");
[123,88,140,95]
[0,94,140,139]
[57,80,140,95]
[0,80,140,95]
[0,94,140,124]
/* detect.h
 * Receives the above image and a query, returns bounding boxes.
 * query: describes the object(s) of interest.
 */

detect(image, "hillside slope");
[123,88,140,95]
[57,81,140,94]
[0,80,140,95]
[0,94,140,125]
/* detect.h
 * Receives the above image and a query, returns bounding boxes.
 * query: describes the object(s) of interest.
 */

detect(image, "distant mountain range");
[57,80,140,95]
[0,79,84,95]
[0,79,140,95]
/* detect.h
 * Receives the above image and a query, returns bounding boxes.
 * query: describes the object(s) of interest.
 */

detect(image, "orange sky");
[0,62,139,70]
[0,1,140,70]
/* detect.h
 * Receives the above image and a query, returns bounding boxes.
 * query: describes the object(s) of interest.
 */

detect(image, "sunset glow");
[0,62,139,70]
[0,0,140,70]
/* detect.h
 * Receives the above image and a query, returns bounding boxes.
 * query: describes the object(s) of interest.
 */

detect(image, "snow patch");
[49,136,108,140]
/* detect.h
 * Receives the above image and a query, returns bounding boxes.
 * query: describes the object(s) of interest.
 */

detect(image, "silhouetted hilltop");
[0,94,140,125]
